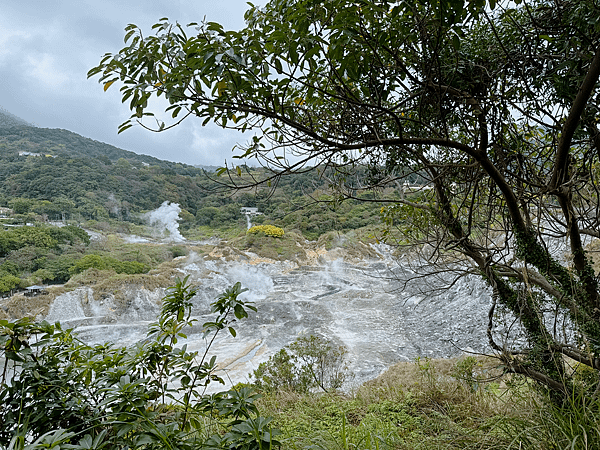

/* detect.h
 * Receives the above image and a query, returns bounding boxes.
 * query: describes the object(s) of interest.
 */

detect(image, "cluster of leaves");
[247,225,284,238]
[69,253,148,275]
[0,272,21,294]
[0,277,281,449]
[252,335,350,394]
[0,225,91,292]
[0,225,89,257]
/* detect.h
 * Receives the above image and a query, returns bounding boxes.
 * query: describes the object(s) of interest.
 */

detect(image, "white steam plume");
[145,201,185,242]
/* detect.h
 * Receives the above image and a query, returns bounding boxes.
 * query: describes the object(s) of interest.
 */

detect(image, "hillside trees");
[0,225,93,289]
[0,123,380,233]
[90,0,600,398]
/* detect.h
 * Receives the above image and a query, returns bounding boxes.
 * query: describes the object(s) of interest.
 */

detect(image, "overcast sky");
[0,0,264,166]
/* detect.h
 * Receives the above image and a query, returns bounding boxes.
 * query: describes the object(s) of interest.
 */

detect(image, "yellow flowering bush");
[247,225,284,238]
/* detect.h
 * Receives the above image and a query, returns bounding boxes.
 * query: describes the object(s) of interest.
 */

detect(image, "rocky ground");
[1,235,493,391]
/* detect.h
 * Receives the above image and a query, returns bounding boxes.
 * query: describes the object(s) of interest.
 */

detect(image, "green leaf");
[452,33,461,50]
[117,123,133,134]
[234,304,247,319]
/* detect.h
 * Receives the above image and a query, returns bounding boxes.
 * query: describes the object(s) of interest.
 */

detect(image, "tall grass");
[256,356,526,449]
[256,356,600,449]
[507,391,600,450]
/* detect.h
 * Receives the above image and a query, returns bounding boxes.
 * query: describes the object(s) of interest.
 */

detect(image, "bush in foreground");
[0,278,280,449]
[252,335,350,394]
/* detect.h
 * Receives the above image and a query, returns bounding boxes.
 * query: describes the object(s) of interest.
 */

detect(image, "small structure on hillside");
[0,207,13,218]
[240,207,263,216]
[18,151,57,158]
[25,285,47,297]
[241,207,264,229]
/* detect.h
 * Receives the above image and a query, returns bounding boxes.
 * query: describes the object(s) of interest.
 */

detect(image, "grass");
[508,391,600,450]
[253,355,600,449]
[254,356,535,450]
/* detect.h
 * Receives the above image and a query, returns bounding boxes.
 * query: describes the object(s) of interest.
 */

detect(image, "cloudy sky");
[0,0,264,166]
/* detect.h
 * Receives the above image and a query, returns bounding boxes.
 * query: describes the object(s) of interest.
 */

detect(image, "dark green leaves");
[0,279,274,448]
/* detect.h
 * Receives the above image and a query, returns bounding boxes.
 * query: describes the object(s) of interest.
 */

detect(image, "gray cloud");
[0,0,262,166]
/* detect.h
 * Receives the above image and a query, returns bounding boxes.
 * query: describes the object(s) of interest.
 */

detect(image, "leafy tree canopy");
[91,0,600,399]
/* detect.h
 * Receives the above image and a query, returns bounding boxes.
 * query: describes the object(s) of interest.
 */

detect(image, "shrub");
[32,268,54,284]
[169,245,187,258]
[0,278,281,449]
[0,272,21,294]
[451,356,485,393]
[513,392,600,449]
[247,224,284,238]
[70,254,149,275]
[70,254,108,273]
[43,254,78,283]
[109,259,148,274]
[252,335,350,393]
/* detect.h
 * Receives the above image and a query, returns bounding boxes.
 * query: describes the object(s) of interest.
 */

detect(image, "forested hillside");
[0,119,389,238]
[0,112,392,295]
[0,125,181,168]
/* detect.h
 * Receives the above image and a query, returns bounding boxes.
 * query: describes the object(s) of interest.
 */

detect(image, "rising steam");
[145,201,185,242]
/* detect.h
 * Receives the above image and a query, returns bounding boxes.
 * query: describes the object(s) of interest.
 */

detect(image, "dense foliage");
[90,0,600,400]
[0,278,281,449]
[247,225,284,238]
[0,225,91,291]
[252,335,350,394]
[69,253,148,275]
[0,124,386,238]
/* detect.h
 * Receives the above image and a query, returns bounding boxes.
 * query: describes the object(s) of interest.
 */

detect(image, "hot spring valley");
[25,237,495,390]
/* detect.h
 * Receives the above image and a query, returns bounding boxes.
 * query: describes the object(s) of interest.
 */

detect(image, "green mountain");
[0,114,227,220]
[0,110,384,238]
[0,124,175,168]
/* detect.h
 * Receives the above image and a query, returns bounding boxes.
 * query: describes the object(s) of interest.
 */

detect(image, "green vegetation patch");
[0,225,189,295]
[256,356,526,450]
[235,230,307,261]
[247,224,284,237]
[69,254,148,275]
